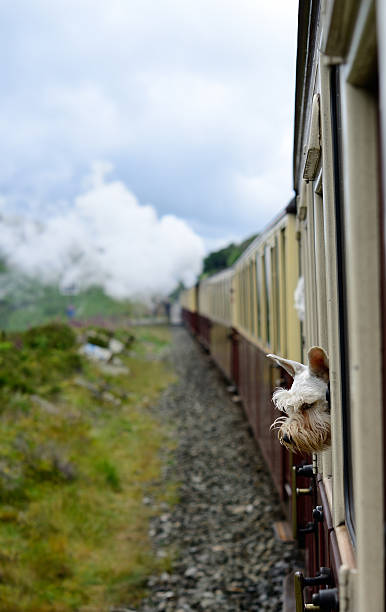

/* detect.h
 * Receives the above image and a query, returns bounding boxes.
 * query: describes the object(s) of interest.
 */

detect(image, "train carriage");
[292,2,384,610]
[232,203,302,510]
[181,1,386,610]
[180,285,199,337]
[197,268,235,381]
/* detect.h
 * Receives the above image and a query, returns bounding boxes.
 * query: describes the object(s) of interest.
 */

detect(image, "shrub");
[24,323,76,351]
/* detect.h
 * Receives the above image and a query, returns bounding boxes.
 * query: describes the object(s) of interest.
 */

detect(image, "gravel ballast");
[136,327,302,612]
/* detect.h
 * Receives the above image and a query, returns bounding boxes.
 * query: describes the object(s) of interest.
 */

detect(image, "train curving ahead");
[181,2,386,611]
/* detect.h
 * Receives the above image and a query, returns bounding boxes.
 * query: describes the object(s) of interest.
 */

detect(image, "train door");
[336,8,384,609]
[303,5,383,612]
[296,49,363,606]
[297,87,334,583]
[377,9,386,605]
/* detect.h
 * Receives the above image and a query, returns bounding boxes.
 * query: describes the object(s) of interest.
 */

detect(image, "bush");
[24,323,76,350]
[0,323,81,394]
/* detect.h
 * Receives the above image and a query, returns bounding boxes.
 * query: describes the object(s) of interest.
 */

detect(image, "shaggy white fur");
[267,347,330,454]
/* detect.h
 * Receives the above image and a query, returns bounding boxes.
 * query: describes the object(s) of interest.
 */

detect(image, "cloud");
[0,163,205,298]
[0,0,299,242]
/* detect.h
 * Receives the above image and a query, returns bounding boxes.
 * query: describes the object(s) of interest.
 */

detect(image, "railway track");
[137,327,302,612]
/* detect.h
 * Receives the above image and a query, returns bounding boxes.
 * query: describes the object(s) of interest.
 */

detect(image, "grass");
[0,323,177,611]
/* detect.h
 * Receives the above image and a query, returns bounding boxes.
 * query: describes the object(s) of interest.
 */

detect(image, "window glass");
[256,253,262,339]
[238,273,241,327]
[273,238,280,352]
[243,270,247,329]
[281,229,287,355]
[263,246,271,345]
[241,270,245,327]
[249,262,255,335]
[331,65,355,541]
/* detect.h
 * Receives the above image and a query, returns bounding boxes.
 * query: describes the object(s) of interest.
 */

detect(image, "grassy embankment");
[0,323,176,611]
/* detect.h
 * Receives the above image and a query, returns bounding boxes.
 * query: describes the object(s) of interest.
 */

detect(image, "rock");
[109,338,125,354]
[160,513,171,522]
[97,363,130,376]
[102,391,121,405]
[79,343,112,362]
[30,395,61,414]
[73,377,100,394]
[136,328,303,612]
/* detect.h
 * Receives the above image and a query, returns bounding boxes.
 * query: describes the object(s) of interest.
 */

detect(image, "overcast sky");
[0,0,299,297]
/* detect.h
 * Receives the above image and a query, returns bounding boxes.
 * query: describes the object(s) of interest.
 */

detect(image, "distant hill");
[0,264,135,331]
[201,234,258,277]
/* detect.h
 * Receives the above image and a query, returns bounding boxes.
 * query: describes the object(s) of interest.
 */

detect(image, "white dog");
[267,347,330,454]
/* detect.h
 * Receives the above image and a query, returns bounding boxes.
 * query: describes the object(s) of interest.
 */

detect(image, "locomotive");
[181,2,386,611]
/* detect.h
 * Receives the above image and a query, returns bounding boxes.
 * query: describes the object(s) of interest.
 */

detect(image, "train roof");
[199,266,234,285]
[191,195,297,290]
[232,198,296,265]
[293,0,321,191]
[293,0,369,191]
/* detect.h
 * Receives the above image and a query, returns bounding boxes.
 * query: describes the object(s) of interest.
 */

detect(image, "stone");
[109,338,125,354]
[79,343,112,362]
[136,328,303,612]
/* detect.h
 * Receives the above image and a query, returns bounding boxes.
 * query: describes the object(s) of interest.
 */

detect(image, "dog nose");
[283,434,292,444]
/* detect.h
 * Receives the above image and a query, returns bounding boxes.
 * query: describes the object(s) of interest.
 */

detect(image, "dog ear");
[308,347,329,382]
[266,353,306,378]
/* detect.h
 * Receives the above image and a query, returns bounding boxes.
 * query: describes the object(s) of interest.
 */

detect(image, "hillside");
[0,268,138,331]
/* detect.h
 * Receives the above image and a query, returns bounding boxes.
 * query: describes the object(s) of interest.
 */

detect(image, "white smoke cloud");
[0,162,205,298]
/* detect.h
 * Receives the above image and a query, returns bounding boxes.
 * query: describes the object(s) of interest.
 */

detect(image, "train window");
[244,268,248,330]
[256,253,262,339]
[237,271,242,325]
[239,272,243,328]
[243,269,247,330]
[247,264,250,333]
[247,267,250,331]
[306,189,318,347]
[313,188,328,348]
[238,273,241,328]
[227,282,229,322]
[280,228,287,356]
[240,272,243,328]
[240,272,243,329]
[244,269,247,330]
[249,262,255,336]
[330,65,355,540]
[297,233,305,362]
[274,237,280,353]
[263,246,271,346]
[247,266,251,332]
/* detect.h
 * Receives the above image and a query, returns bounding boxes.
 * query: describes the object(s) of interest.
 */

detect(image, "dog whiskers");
[270,416,287,431]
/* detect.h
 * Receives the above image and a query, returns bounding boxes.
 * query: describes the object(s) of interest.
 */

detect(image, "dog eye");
[302,403,314,410]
